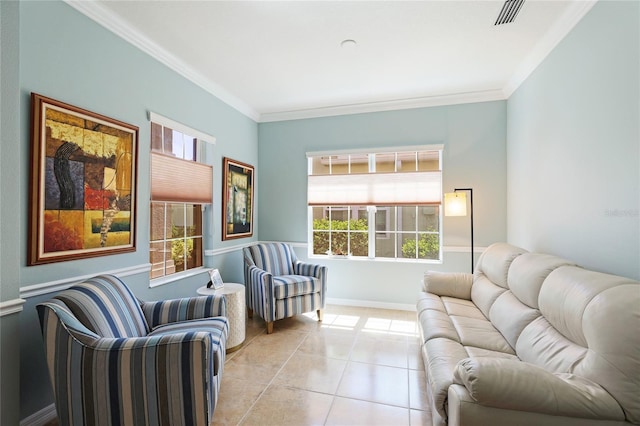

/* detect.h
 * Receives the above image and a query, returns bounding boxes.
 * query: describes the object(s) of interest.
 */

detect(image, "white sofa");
[417,243,639,426]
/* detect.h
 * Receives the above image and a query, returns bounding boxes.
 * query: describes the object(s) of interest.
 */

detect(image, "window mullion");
[368,206,376,259]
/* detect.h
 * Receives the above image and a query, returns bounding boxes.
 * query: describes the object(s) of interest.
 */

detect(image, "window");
[149,113,214,280]
[307,146,442,261]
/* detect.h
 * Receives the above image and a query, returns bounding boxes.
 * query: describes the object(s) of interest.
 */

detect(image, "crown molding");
[63,0,260,122]
[64,0,595,124]
[258,89,507,123]
[503,0,598,97]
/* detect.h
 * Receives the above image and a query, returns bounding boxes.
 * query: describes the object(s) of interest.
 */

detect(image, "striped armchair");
[243,243,327,334]
[36,274,228,426]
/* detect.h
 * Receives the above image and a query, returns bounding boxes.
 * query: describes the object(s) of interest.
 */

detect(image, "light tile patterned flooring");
[215,304,431,426]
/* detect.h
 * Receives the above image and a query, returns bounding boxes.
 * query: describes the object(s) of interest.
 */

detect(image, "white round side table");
[197,283,246,352]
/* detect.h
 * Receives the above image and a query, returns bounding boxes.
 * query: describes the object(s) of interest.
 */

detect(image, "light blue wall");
[507,1,640,280]
[0,1,23,425]
[3,1,258,420]
[258,101,508,305]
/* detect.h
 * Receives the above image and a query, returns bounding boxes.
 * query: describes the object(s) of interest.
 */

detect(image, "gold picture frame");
[222,157,254,240]
[28,93,138,265]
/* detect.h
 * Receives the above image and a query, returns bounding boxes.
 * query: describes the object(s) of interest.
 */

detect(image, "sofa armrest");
[453,357,625,421]
[141,295,227,329]
[423,271,473,300]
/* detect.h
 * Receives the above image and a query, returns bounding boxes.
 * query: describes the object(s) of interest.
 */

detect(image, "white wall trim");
[20,403,56,426]
[204,241,257,257]
[20,263,151,299]
[259,89,506,123]
[63,0,259,121]
[0,298,27,317]
[445,245,487,253]
[204,241,485,255]
[503,0,598,97]
[327,297,415,312]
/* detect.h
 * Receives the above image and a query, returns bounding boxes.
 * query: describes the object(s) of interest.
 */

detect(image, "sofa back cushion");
[518,266,640,424]
[508,253,575,309]
[244,243,296,276]
[485,253,576,348]
[53,274,149,338]
[471,243,527,319]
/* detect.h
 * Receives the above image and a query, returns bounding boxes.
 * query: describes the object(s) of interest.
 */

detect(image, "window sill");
[308,254,442,265]
[149,267,209,288]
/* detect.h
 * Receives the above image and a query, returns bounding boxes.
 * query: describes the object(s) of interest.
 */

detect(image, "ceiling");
[67,0,596,122]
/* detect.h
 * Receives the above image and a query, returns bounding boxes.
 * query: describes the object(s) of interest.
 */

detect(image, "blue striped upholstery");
[37,274,228,426]
[273,275,318,299]
[54,274,149,337]
[243,243,327,330]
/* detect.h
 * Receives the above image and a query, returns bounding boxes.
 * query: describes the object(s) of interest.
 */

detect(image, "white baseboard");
[20,404,56,426]
[327,297,415,312]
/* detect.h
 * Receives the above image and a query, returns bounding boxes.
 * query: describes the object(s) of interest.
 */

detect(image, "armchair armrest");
[453,358,625,421]
[423,270,473,300]
[141,294,227,329]
[294,260,327,281]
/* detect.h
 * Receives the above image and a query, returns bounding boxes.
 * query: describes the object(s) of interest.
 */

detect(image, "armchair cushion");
[273,275,319,299]
[54,274,149,338]
[245,243,296,276]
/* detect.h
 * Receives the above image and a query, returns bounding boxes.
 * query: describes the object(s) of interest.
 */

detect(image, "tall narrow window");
[149,114,214,280]
[307,146,442,261]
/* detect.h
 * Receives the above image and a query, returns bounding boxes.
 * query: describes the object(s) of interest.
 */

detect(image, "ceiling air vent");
[495,0,525,25]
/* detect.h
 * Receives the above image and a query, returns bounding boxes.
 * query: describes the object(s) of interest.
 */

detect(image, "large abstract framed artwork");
[28,93,138,265]
[222,157,254,240]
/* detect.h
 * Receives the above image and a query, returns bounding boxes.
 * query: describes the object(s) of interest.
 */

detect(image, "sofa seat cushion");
[442,297,487,320]
[273,275,319,299]
[451,316,515,354]
[418,293,515,355]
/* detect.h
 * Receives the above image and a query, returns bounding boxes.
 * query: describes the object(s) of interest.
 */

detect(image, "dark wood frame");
[28,93,139,265]
[222,157,254,240]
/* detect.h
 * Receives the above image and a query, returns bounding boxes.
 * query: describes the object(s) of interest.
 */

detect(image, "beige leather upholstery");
[417,243,640,426]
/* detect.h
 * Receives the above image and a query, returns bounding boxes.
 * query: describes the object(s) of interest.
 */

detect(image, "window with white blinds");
[149,113,214,280]
[307,146,443,261]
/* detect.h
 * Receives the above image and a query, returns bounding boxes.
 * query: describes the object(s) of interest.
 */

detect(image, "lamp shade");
[444,192,467,216]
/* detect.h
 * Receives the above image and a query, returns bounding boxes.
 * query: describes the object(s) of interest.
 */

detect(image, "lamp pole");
[454,188,474,273]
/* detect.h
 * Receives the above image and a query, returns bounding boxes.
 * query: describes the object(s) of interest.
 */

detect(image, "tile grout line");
[234,327,314,425]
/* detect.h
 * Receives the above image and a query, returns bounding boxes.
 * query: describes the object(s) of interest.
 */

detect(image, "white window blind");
[307,171,441,205]
[306,146,442,206]
[150,152,213,204]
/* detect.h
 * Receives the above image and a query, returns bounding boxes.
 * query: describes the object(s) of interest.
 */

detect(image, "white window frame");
[149,112,215,286]
[307,145,443,263]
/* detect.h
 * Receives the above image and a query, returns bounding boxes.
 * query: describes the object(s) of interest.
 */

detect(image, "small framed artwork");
[207,269,224,290]
[28,93,138,265]
[222,157,254,240]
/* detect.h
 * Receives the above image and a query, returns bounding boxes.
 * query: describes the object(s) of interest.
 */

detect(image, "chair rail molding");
[0,298,26,317]
[20,263,151,299]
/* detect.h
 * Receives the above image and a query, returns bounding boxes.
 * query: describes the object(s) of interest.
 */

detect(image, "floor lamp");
[444,188,474,273]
